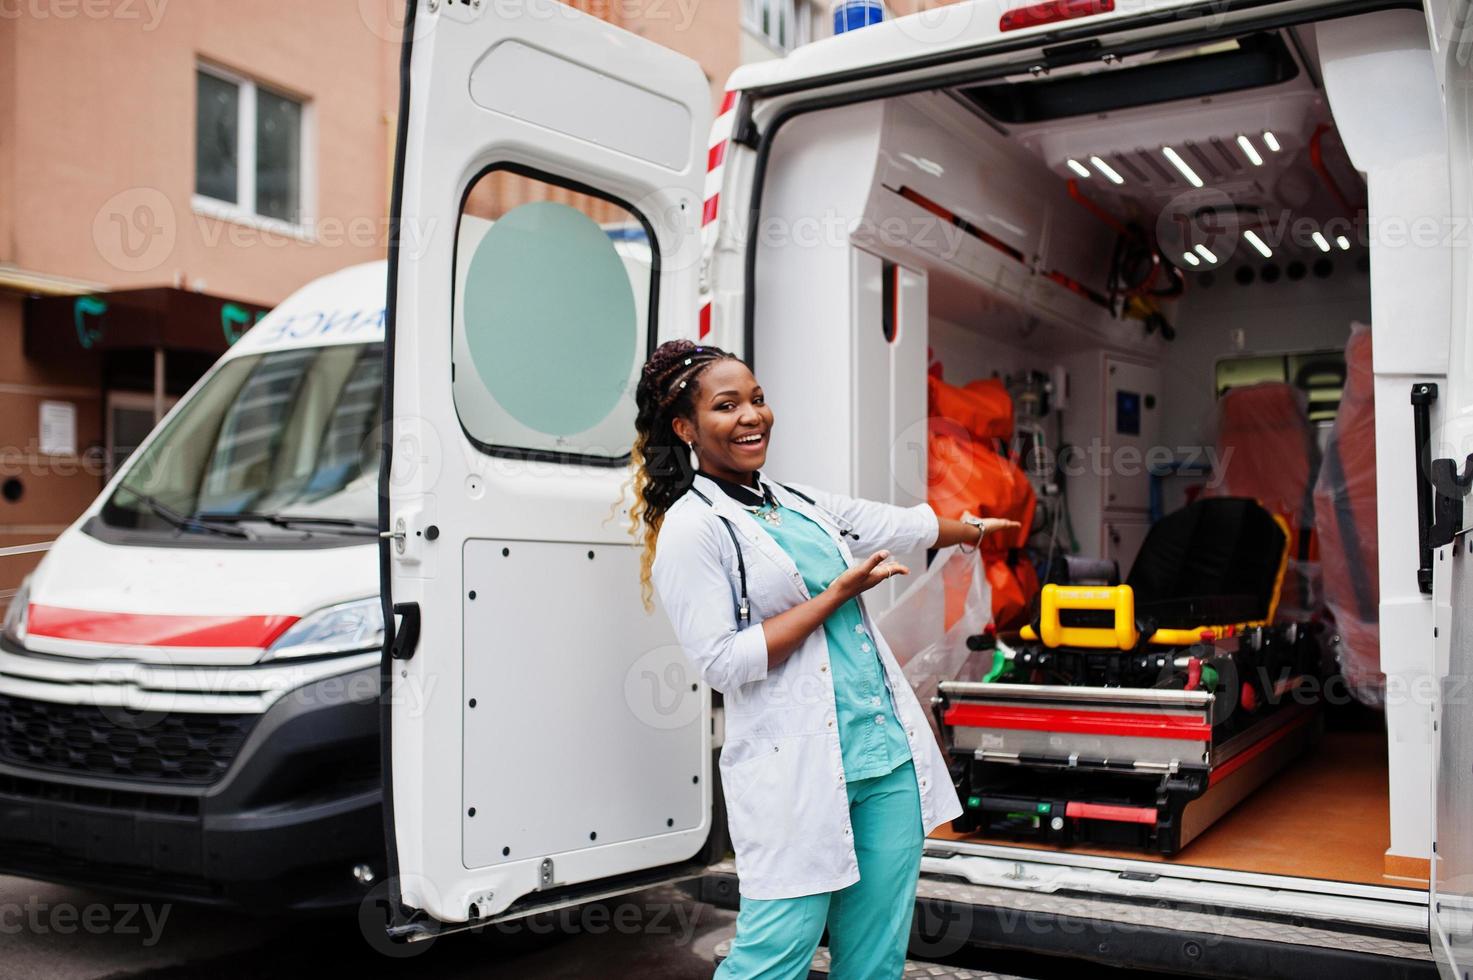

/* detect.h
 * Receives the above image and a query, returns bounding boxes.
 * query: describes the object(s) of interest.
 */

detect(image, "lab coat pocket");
[718,743,769,809]
[724,739,805,853]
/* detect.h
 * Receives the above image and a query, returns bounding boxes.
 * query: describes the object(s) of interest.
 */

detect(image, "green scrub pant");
[715,758,923,979]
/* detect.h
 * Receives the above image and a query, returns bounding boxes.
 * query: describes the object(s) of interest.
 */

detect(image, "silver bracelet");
[960,516,985,552]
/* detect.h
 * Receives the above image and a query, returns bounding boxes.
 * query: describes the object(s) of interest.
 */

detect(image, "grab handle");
[1412,383,1438,594]
[390,601,421,661]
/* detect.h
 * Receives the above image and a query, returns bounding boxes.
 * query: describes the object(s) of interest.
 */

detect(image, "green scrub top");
[754,502,913,781]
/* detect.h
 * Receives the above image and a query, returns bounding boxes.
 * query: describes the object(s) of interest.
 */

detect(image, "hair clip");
[683,358,693,366]
[678,380,687,388]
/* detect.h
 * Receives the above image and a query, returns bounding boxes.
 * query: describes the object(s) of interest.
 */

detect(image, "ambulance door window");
[451,167,654,465]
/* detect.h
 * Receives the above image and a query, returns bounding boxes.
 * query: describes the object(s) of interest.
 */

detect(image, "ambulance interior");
[752,11,1425,891]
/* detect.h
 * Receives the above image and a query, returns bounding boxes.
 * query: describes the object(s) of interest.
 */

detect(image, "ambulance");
[4,0,1471,974]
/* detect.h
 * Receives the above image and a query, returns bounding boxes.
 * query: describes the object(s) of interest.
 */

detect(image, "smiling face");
[670,359,774,487]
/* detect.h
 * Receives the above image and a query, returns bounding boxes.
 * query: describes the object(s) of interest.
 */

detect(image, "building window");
[195,64,308,227]
[743,0,813,52]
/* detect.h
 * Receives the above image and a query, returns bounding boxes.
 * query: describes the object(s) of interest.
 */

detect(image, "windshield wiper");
[140,496,251,539]
[195,511,378,535]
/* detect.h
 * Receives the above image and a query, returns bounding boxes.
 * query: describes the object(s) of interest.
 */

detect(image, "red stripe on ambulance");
[27,604,299,648]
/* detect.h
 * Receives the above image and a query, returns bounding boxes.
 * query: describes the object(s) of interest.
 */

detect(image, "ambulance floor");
[928,729,1426,890]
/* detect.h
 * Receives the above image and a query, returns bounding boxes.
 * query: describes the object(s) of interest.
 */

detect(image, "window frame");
[193,61,315,236]
[1213,347,1347,424]
[450,162,661,469]
[105,389,179,482]
[742,0,814,54]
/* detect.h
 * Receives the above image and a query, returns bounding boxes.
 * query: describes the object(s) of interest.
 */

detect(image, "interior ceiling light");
[1312,231,1332,253]
[1194,243,1218,263]
[1182,251,1201,266]
[1262,131,1281,152]
[1162,146,1204,188]
[1244,230,1273,258]
[1089,155,1125,185]
[1067,158,1092,178]
[1336,235,1352,250]
[1236,135,1264,167]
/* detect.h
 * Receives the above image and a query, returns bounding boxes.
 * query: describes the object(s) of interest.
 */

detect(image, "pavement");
[0,874,1175,979]
[0,876,734,979]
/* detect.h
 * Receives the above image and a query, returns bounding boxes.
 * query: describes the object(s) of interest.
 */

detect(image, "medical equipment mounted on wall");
[934,497,1323,854]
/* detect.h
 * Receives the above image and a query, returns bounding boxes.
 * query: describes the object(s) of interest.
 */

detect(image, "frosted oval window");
[453,167,653,462]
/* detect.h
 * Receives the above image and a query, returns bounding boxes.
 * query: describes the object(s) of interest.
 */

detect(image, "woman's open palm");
[833,550,909,600]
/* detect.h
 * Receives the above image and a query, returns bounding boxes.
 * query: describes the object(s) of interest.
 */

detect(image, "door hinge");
[380,516,407,555]
[731,110,759,150]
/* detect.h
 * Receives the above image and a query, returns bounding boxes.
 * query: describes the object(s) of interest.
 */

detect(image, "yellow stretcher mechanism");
[1019,514,1291,651]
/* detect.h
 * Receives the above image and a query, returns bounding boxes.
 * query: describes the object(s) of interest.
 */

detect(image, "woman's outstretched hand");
[829,550,909,602]
[933,514,1023,549]
[973,517,1022,539]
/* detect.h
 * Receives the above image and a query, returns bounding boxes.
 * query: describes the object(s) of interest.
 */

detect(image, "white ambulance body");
[385,0,1473,974]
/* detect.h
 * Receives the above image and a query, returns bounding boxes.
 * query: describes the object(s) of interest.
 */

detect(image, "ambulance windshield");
[98,342,383,541]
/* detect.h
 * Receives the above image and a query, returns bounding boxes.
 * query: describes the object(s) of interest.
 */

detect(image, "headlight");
[2,578,29,644]
[263,597,383,661]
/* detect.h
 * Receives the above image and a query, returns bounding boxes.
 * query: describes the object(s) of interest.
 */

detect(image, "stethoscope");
[687,475,859,627]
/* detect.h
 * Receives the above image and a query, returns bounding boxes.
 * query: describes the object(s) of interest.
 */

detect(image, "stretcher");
[935,498,1322,854]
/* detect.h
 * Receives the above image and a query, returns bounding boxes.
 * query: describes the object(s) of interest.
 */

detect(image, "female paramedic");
[632,339,1018,978]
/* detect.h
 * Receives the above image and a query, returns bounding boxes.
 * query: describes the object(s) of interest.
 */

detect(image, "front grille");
[0,771,201,814]
[0,694,256,785]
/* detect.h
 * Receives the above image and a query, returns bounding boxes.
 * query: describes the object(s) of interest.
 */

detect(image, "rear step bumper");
[713,937,1028,979]
[695,861,1434,979]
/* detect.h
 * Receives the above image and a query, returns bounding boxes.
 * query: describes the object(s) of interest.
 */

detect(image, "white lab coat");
[651,472,963,900]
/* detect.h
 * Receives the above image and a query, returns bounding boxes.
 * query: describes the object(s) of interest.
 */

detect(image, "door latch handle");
[390,602,420,661]
[380,517,407,554]
[1430,454,1473,553]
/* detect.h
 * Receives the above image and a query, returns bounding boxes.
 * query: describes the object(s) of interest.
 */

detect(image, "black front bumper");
[0,661,383,914]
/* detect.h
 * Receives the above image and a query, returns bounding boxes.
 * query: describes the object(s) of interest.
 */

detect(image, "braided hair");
[628,339,742,611]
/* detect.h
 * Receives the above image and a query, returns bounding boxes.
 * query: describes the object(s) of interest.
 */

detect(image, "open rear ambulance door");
[380,0,714,934]
[1432,5,1473,972]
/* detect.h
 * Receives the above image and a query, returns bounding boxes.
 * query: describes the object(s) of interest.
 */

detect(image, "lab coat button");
[874,714,885,725]
[820,663,829,672]
[860,642,872,653]
[853,624,865,635]
[827,718,835,728]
